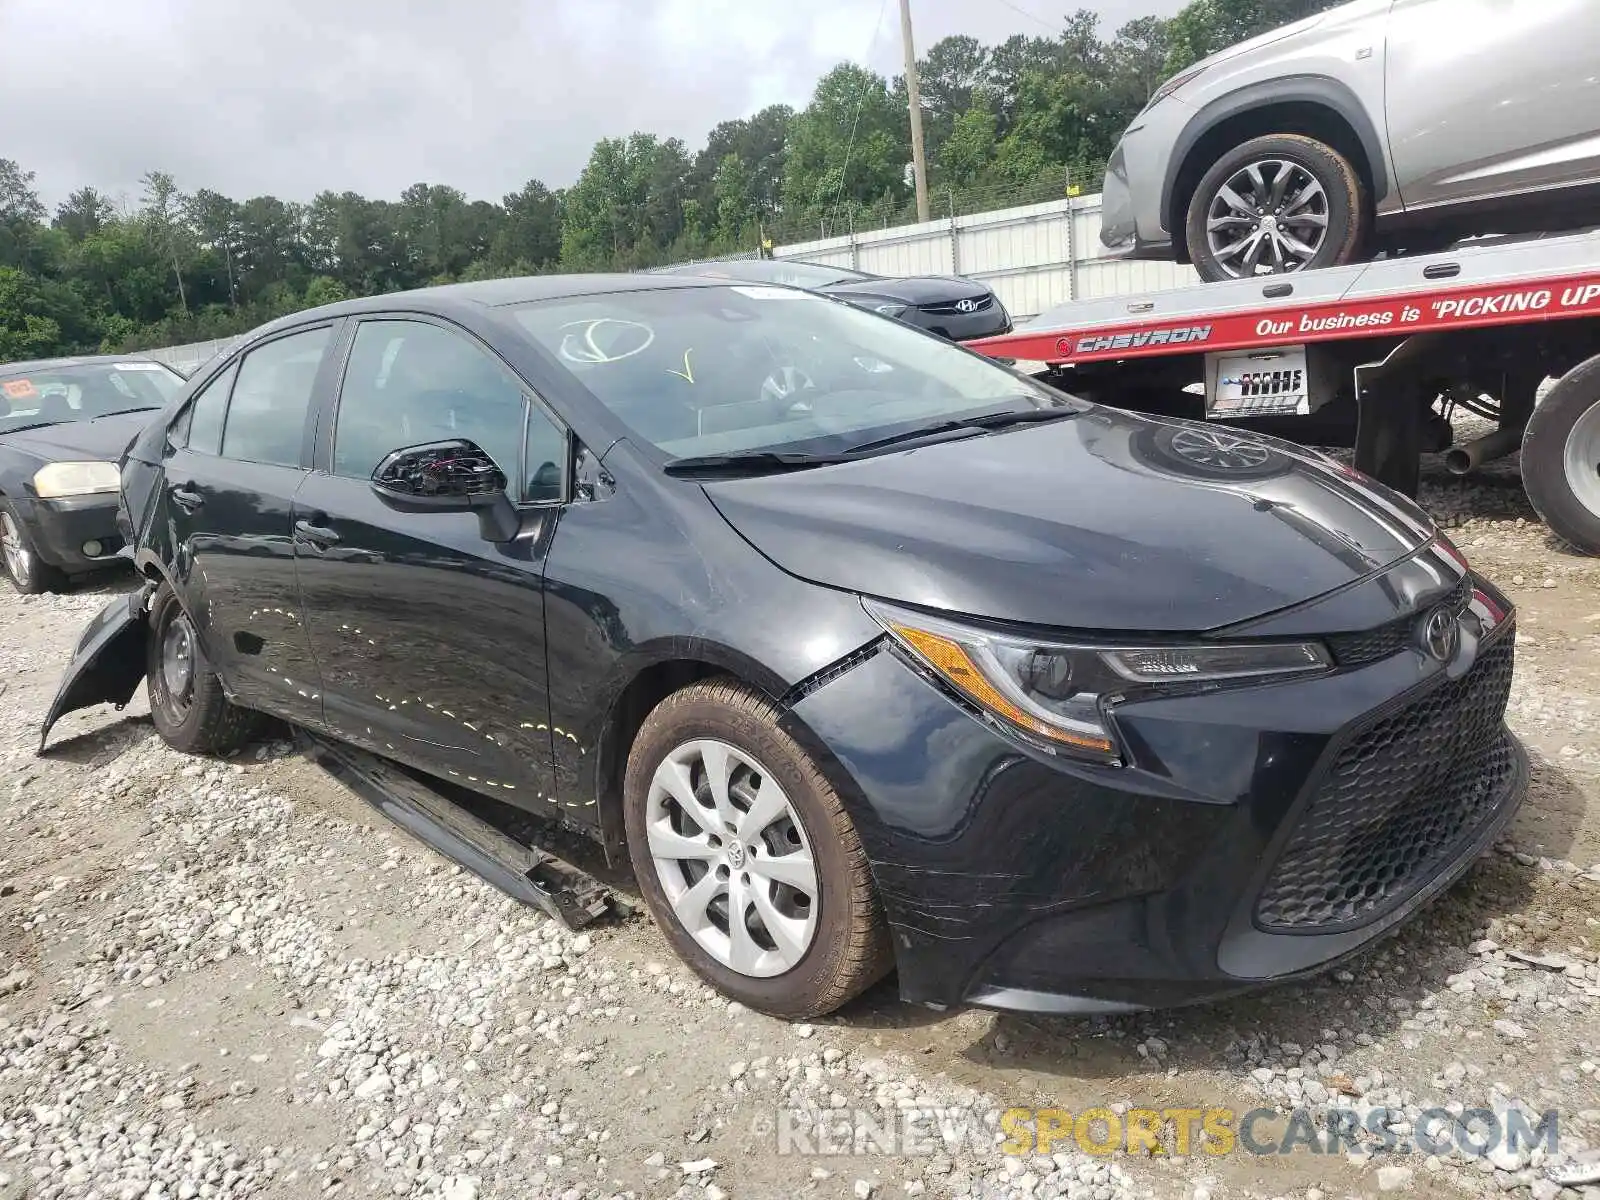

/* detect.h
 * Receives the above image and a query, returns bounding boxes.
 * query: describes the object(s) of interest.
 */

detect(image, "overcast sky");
[1,0,1181,210]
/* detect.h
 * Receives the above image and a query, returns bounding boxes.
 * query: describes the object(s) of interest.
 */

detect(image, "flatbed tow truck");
[969,228,1600,554]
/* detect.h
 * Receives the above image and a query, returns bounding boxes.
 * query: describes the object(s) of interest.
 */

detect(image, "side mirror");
[370,440,518,542]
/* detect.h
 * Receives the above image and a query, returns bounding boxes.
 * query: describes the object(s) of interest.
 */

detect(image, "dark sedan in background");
[0,355,185,593]
[44,275,1522,1019]
[652,258,1012,341]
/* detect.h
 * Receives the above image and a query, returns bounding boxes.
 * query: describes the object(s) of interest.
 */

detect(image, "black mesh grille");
[1255,631,1516,932]
[1327,577,1472,668]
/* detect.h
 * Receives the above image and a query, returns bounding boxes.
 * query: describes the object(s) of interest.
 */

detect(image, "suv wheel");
[1186,134,1368,282]
[623,680,892,1018]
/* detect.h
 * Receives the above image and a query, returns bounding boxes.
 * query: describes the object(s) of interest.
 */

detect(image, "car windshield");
[0,362,182,433]
[510,285,1075,461]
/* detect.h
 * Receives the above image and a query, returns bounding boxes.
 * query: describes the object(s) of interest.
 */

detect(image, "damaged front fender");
[38,581,154,752]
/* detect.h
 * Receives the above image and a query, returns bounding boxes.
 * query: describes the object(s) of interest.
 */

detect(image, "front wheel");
[623,681,891,1018]
[1,504,67,595]
[1186,134,1368,282]
[146,583,262,755]
[1522,357,1600,554]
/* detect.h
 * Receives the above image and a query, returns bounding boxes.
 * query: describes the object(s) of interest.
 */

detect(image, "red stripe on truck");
[969,271,1600,364]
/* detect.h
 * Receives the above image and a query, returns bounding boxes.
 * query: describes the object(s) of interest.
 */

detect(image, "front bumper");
[18,493,126,572]
[789,574,1524,1014]
[907,302,1012,343]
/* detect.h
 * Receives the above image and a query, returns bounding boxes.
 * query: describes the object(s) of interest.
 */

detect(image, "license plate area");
[1207,347,1311,418]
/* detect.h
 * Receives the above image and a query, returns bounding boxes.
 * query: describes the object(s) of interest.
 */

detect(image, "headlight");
[32,461,121,498]
[873,303,908,318]
[866,600,1331,764]
[1145,64,1208,110]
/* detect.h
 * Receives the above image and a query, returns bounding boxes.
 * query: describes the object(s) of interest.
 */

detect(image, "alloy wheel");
[1563,398,1600,520]
[1205,159,1330,278]
[645,738,819,978]
[1,512,33,588]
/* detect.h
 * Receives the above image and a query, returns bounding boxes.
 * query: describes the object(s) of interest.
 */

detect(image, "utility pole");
[899,0,931,223]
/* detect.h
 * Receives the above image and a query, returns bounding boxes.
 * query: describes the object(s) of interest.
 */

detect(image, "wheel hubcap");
[1562,401,1600,520]
[1,513,32,584]
[1206,159,1330,278]
[161,612,197,709]
[645,738,819,978]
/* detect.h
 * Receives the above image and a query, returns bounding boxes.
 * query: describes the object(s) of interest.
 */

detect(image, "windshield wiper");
[91,406,161,419]
[0,421,65,436]
[664,450,855,478]
[844,405,1082,456]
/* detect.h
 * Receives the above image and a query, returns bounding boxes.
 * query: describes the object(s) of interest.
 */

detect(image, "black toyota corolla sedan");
[40,275,1524,1018]
[0,355,186,593]
[651,258,1012,341]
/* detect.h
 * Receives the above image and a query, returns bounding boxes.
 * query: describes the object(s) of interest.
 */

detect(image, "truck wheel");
[1522,358,1600,554]
[146,582,261,755]
[623,680,892,1019]
[1186,134,1367,282]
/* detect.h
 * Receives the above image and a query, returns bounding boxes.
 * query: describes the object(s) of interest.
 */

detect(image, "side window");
[525,404,567,502]
[334,320,530,493]
[220,327,331,467]
[181,361,239,456]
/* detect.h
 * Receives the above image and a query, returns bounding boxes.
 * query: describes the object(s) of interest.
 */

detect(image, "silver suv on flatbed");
[1102,0,1600,281]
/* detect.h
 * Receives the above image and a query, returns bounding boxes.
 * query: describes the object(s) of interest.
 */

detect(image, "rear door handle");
[294,519,341,547]
[170,486,203,512]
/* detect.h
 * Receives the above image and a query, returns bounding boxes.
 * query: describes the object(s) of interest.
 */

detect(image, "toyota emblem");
[955,298,978,313]
[1420,606,1460,663]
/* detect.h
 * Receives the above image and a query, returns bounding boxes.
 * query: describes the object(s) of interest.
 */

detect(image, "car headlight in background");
[872,303,908,318]
[866,599,1331,764]
[32,461,121,498]
[1144,64,1209,111]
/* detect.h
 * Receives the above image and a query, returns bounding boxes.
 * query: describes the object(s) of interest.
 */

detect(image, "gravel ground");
[4,448,1600,1200]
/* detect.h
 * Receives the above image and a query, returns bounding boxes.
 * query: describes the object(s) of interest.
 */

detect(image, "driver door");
[293,315,568,807]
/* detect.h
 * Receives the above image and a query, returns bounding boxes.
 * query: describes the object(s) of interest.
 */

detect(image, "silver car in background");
[1102,0,1600,281]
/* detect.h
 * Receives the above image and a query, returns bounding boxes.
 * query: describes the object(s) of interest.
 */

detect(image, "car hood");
[0,410,157,463]
[824,276,991,306]
[702,408,1435,633]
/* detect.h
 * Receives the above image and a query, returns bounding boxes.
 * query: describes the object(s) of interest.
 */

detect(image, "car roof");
[0,353,172,378]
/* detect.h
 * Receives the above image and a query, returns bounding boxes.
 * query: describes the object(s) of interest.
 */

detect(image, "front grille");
[1327,576,1471,668]
[1255,631,1516,932]
[921,295,994,316]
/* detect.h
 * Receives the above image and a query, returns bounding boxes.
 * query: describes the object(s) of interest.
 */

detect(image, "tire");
[1522,357,1600,554]
[146,582,261,755]
[0,502,68,595]
[623,680,891,1018]
[1186,134,1368,283]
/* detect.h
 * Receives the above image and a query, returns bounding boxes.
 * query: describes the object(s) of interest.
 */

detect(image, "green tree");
[783,63,909,219]
[0,266,60,361]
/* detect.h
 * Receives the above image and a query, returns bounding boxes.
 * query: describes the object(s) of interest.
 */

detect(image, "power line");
[988,0,1060,33]
[831,0,893,215]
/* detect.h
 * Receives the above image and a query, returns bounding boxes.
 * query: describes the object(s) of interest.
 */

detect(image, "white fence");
[778,194,1197,320]
[147,192,1193,369]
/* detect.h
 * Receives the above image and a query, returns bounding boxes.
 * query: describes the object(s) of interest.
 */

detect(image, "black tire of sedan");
[0,502,67,595]
[623,681,892,1018]
[1522,358,1600,555]
[1186,134,1367,283]
[147,582,261,755]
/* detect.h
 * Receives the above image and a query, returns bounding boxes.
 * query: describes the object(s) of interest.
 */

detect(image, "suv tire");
[1186,134,1368,282]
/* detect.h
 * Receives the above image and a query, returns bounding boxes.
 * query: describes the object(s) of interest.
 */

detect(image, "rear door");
[293,314,565,805]
[1385,0,1600,209]
[159,324,338,726]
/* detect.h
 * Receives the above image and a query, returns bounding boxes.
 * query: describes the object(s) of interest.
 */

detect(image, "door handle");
[294,519,341,547]
[170,486,203,512]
